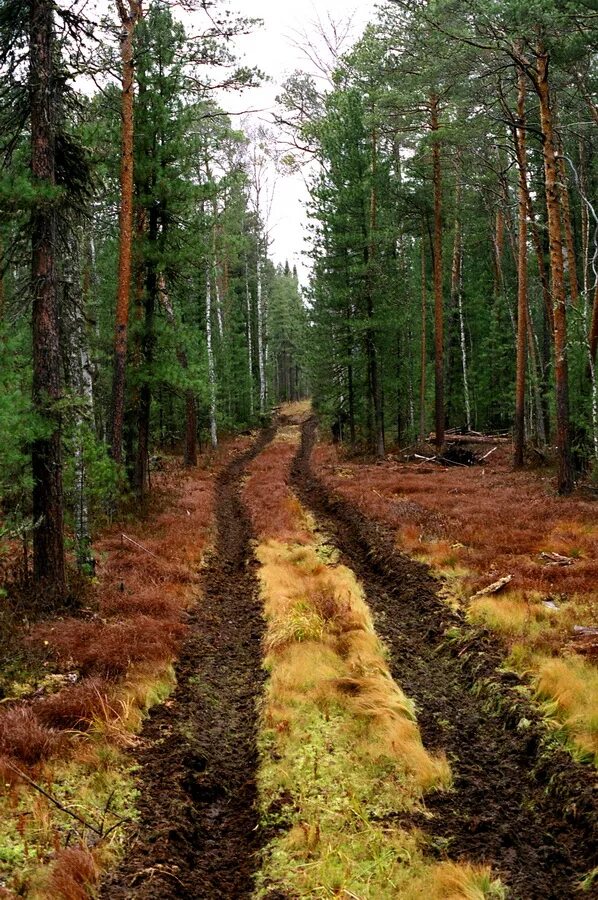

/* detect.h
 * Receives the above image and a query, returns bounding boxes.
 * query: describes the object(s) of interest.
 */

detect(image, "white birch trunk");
[256,249,266,415]
[245,260,254,418]
[68,229,94,570]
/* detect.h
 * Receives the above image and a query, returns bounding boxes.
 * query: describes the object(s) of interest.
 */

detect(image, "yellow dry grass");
[278,399,312,423]
[406,861,506,899]
[257,539,449,792]
[534,655,598,762]
[250,438,502,897]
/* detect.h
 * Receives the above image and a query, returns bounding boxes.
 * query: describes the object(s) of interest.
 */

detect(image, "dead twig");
[5,761,130,840]
[479,446,498,460]
[121,533,159,559]
[5,761,103,835]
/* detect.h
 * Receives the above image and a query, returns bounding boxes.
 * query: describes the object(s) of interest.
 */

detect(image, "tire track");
[101,428,274,899]
[291,417,597,900]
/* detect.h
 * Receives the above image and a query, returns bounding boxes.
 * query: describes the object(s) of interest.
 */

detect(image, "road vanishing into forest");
[101,416,597,900]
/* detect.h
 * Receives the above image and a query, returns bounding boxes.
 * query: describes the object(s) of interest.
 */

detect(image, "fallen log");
[540,551,574,567]
[428,433,510,445]
[470,575,513,600]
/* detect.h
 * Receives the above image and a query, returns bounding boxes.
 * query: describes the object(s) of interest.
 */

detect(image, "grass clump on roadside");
[506,647,598,765]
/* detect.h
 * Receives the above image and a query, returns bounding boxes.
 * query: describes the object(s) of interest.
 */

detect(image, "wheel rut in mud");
[292,418,598,900]
[101,429,274,899]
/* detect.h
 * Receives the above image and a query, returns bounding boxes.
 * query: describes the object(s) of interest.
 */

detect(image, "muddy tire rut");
[292,418,598,900]
[101,429,273,899]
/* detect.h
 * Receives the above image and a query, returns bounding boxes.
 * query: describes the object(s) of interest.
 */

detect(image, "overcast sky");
[224,1,374,279]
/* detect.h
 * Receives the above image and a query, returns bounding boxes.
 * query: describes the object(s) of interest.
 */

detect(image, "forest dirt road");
[101,428,274,899]
[102,417,597,899]
[292,418,598,900]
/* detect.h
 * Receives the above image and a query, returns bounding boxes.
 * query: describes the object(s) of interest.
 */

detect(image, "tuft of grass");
[467,592,563,640]
[534,655,598,762]
[407,861,507,899]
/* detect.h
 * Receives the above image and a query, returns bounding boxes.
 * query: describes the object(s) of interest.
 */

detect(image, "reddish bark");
[430,95,444,448]
[30,0,66,601]
[109,1,142,463]
[536,47,573,494]
[514,67,527,468]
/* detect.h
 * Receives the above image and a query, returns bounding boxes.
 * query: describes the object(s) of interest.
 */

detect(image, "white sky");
[226,1,374,279]
[83,0,376,280]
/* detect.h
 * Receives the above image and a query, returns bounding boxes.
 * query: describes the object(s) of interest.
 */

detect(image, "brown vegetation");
[0,439,254,895]
[313,440,598,760]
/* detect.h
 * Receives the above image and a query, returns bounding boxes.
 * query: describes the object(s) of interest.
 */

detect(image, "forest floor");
[1,410,597,898]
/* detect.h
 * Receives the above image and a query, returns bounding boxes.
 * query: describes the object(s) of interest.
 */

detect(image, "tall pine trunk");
[430,95,444,447]
[419,231,427,440]
[30,0,66,601]
[256,245,266,416]
[514,67,528,467]
[110,1,141,463]
[135,208,157,498]
[557,153,579,307]
[206,267,218,448]
[536,46,573,493]
[157,275,197,465]
[366,125,384,457]
[245,260,254,419]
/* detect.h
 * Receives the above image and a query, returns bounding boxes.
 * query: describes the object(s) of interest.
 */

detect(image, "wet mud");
[101,429,273,899]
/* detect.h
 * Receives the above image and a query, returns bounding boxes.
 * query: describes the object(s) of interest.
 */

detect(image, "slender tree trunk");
[558,152,579,307]
[457,244,471,431]
[206,267,218,448]
[110,0,141,463]
[157,275,197,466]
[514,67,528,467]
[135,207,157,498]
[420,232,427,440]
[256,244,266,416]
[526,306,546,445]
[579,139,589,300]
[536,47,573,493]
[450,167,470,430]
[30,0,66,601]
[212,211,224,340]
[245,260,254,419]
[367,125,384,457]
[589,283,598,364]
[430,95,444,447]
[64,229,94,571]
